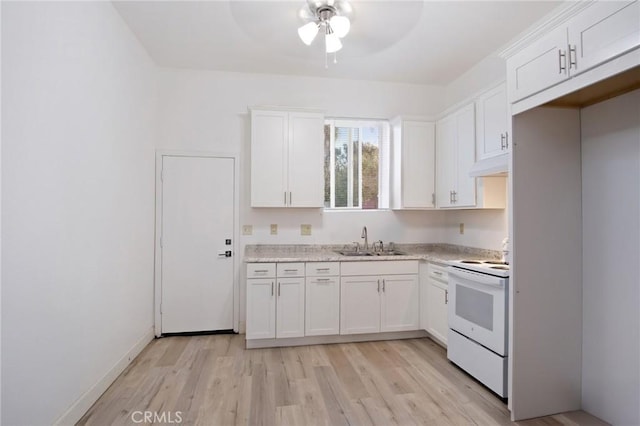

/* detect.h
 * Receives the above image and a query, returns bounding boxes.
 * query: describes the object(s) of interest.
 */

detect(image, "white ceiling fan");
[296,0,354,65]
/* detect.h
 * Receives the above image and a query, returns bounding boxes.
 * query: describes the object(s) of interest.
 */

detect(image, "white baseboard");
[54,326,155,426]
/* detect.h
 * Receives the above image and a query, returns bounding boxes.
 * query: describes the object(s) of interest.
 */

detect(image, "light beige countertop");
[244,243,500,265]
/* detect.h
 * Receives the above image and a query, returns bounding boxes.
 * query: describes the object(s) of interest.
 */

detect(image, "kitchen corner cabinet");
[426,263,449,345]
[250,108,324,207]
[436,103,477,208]
[476,83,509,159]
[340,261,419,335]
[391,118,436,209]
[508,1,639,103]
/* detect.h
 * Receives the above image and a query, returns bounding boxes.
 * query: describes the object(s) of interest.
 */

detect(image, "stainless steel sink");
[335,250,374,256]
[335,250,407,257]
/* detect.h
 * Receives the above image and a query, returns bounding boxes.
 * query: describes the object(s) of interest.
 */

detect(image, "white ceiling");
[113,0,562,85]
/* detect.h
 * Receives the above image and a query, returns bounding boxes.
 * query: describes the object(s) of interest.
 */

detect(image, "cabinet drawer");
[428,263,449,282]
[246,263,276,279]
[306,262,340,277]
[340,260,419,276]
[277,262,305,277]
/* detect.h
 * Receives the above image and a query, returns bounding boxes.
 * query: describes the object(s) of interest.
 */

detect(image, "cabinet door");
[455,104,477,207]
[340,276,381,335]
[305,276,340,336]
[507,25,569,102]
[246,278,276,339]
[427,281,448,344]
[436,115,456,208]
[381,275,419,332]
[402,121,436,208]
[251,110,288,207]
[288,112,324,207]
[568,1,640,76]
[476,84,509,160]
[276,277,305,338]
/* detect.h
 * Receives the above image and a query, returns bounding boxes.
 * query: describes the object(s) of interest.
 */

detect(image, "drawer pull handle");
[433,271,442,276]
[316,278,332,282]
[316,268,330,271]
[283,269,298,272]
[255,269,269,273]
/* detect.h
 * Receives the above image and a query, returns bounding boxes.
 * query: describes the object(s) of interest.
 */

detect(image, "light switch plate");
[459,223,465,235]
[270,224,278,235]
[301,224,312,236]
[242,225,253,236]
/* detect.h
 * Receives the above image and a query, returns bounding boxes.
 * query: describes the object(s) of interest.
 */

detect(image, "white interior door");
[161,155,235,333]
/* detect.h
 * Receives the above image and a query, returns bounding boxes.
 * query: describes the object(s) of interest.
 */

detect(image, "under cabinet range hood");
[469,153,508,177]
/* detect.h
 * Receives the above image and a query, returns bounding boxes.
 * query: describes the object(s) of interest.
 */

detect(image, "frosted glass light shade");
[325,32,343,53]
[330,15,350,38]
[298,22,319,45]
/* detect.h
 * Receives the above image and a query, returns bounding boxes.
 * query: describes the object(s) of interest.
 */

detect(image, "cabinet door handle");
[284,191,287,205]
[377,279,380,293]
[501,133,506,150]
[505,132,509,150]
[271,282,274,296]
[558,49,567,74]
[382,279,386,292]
[278,282,281,297]
[569,45,577,69]
[289,192,292,206]
[432,192,435,206]
[445,289,448,304]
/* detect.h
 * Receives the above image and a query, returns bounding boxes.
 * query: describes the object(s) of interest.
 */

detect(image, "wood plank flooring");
[78,335,608,425]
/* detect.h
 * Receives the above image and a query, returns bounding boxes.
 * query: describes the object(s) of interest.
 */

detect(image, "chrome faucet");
[361,226,368,251]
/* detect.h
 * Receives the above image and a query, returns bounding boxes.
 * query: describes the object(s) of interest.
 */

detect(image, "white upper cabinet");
[568,1,640,76]
[476,83,510,160]
[508,1,640,103]
[251,108,324,208]
[391,118,436,209]
[436,103,477,208]
[508,25,569,102]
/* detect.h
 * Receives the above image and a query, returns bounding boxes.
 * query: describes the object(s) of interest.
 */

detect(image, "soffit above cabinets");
[112,1,562,85]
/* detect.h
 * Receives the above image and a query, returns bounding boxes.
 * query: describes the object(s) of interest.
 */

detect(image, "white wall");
[581,89,640,426]
[157,68,449,245]
[444,54,506,112]
[443,208,508,251]
[2,3,157,425]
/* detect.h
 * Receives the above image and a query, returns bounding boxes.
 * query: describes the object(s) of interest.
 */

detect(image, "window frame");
[325,118,388,211]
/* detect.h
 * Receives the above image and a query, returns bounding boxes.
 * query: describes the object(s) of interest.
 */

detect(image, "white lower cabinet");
[340,261,420,335]
[246,263,304,339]
[305,262,340,336]
[276,277,305,338]
[426,263,449,344]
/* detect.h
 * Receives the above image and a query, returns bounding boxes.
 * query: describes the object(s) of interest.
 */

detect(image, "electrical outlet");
[301,224,312,236]
[242,225,253,236]
[459,223,465,235]
[270,224,278,235]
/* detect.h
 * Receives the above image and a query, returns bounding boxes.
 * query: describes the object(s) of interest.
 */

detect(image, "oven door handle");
[448,268,506,288]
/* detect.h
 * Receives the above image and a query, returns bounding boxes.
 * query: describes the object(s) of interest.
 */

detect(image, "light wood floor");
[78,335,607,426]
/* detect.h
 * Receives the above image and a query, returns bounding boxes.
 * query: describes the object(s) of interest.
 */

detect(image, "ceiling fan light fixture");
[298,21,319,45]
[297,0,352,63]
[325,31,343,53]
[329,15,350,38]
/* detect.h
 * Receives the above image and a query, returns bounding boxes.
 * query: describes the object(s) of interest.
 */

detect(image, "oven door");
[447,267,508,356]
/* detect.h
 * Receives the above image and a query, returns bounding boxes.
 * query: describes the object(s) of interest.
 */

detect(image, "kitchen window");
[324,119,389,209]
